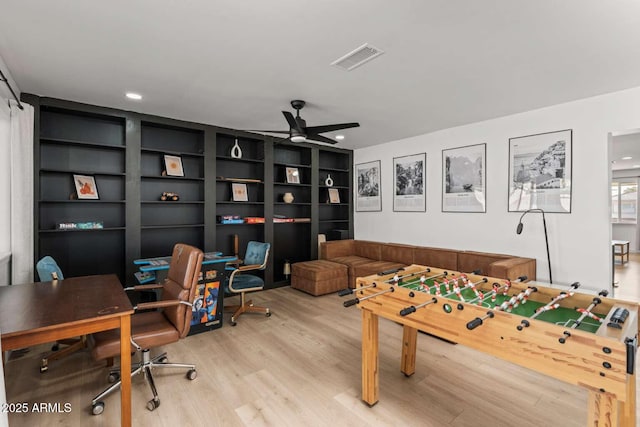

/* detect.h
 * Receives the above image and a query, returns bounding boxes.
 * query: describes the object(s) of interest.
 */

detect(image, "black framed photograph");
[393,153,426,212]
[163,154,184,177]
[355,160,381,212]
[231,183,248,202]
[508,129,572,213]
[73,174,99,200]
[285,167,300,184]
[442,143,486,213]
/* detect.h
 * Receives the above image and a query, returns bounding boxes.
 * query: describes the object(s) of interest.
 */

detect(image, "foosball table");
[341,264,639,426]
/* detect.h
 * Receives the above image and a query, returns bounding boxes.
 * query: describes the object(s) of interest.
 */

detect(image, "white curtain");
[9,100,34,285]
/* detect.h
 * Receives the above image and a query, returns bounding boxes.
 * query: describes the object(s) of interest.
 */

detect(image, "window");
[611,180,638,223]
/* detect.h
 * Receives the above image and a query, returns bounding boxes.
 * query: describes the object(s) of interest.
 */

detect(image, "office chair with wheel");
[90,243,203,414]
[36,256,88,373]
[224,241,271,326]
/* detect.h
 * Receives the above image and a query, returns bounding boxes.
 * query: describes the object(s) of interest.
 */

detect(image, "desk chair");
[224,241,271,326]
[89,243,203,414]
[36,256,87,373]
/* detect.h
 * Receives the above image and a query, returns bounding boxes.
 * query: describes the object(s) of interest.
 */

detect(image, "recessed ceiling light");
[335,135,345,140]
[622,156,633,160]
[634,165,640,168]
[126,92,142,100]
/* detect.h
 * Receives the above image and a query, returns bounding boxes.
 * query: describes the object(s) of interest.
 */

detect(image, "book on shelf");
[245,217,265,224]
[293,217,311,223]
[217,215,244,224]
[273,218,295,223]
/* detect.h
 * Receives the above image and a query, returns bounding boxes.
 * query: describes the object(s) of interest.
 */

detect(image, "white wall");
[354,86,640,291]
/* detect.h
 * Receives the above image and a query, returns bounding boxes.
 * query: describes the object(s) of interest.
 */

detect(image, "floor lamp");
[516,208,552,284]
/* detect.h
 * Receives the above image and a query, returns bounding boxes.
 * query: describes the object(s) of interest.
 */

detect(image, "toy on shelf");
[160,192,180,201]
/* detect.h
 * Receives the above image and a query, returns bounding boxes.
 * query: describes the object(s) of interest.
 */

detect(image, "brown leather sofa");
[320,239,536,288]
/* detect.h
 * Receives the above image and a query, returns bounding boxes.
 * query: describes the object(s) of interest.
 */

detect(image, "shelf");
[41,168,125,177]
[39,199,126,204]
[141,147,203,157]
[216,155,264,164]
[319,219,349,223]
[320,185,349,189]
[141,201,204,204]
[142,224,205,230]
[319,166,350,173]
[40,137,125,150]
[274,202,312,206]
[274,183,312,188]
[274,161,312,169]
[141,175,204,181]
[216,178,264,184]
[319,203,349,206]
[216,222,264,226]
[216,201,264,205]
[39,227,125,233]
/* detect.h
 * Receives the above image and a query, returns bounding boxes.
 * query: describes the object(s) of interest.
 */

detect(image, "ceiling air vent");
[331,43,384,71]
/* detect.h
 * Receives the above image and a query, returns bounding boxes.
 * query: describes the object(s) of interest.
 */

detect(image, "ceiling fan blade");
[282,111,304,133]
[305,134,339,145]
[305,122,360,134]
[245,129,291,134]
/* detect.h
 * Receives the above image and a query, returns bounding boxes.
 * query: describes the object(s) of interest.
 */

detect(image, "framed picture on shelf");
[393,153,426,212]
[328,188,341,204]
[231,183,248,202]
[72,174,99,200]
[442,143,486,213]
[508,129,572,213]
[285,167,300,184]
[163,154,184,177]
[355,160,382,212]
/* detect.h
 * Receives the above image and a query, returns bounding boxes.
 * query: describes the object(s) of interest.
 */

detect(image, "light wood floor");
[4,286,640,427]
[613,252,640,303]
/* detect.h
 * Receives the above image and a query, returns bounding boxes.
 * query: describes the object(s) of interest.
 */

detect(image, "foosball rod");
[399,297,438,316]
[558,296,602,343]
[466,310,495,330]
[442,277,488,299]
[338,282,377,297]
[343,287,395,307]
[384,269,447,284]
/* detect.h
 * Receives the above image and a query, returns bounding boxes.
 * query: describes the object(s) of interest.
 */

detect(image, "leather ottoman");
[291,260,348,296]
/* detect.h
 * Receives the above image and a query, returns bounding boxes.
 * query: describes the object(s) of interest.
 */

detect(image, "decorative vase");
[325,174,334,187]
[230,138,243,159]
[283,192,294,203]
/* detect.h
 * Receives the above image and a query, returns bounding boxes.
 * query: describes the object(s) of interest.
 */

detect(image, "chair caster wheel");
[147,398,160,411]
[92,402,105,415]
[230,319,237,326]
[265,312,271,317]
[51,344,60,352]
[187,369,197,380]
[40,364,48,373]
[108,372,120,383]
[158,356,168,363]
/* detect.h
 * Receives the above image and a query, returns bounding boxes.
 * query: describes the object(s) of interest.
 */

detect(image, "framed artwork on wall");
[73,174,99,200]
[442,143,486,213]
[393,153,426,212]
[355,160,382,212]
[508,129,572,213]
[163,154,184,177]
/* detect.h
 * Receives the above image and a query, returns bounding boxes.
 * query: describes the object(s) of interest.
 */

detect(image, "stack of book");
[217,215,244,224]
[245,217,265,224]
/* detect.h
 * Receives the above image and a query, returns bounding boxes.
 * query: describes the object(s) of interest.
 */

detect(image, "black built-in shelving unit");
[28,95,353,288]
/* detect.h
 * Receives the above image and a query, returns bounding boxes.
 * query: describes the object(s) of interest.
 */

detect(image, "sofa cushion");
[354,241,382,261]
[351,261,406,283]
[413,247,458,271]
[487,257,536,281]
[458,251,511,275]
[381,243,415,265]
[320,239,355,259]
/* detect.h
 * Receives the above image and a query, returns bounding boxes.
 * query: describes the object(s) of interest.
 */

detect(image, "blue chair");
[224,241,271,325]
[35,256,86,373]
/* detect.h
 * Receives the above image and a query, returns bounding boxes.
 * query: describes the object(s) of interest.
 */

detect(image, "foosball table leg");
[401,325,417,377]
[362,309,379,407]
[587,391,617,426]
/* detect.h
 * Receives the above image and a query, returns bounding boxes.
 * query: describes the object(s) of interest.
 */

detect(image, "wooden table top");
[0,274,133,339]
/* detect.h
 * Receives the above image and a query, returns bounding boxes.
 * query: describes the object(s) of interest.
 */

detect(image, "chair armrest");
[135,299,191,311]
[124,284,164,291]
[237,264,261,272]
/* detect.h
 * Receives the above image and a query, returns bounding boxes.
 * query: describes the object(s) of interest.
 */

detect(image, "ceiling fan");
[251,100,360,144]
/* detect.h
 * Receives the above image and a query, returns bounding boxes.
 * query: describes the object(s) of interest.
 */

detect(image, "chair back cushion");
[244,241,270,269]
[36,256,64,281]
[162,243,204,338]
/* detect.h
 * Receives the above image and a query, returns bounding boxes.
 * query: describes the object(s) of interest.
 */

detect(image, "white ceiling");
[1,1,640,150]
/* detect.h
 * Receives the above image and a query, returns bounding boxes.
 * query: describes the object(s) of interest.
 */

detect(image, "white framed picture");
[164,154,184,177]
[508,129,572,213]
[285,167,300,184]
[231,183,248,202]
[355,160,381,212]
[328,188,341,204]
[442,144,486,213]
[393,153,426,212]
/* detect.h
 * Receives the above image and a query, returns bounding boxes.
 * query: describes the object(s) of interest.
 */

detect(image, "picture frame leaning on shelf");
[328,188,341,204]
[285,167,300,184]
[73,174,99,200]
[163,154,184,177]
[231,183,248,202]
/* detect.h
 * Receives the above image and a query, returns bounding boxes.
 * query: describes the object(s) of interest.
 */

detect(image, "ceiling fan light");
[291,135,306,143]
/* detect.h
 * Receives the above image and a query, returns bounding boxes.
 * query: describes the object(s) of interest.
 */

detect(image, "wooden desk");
[0,274,134,426]
[612,240,630,265]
